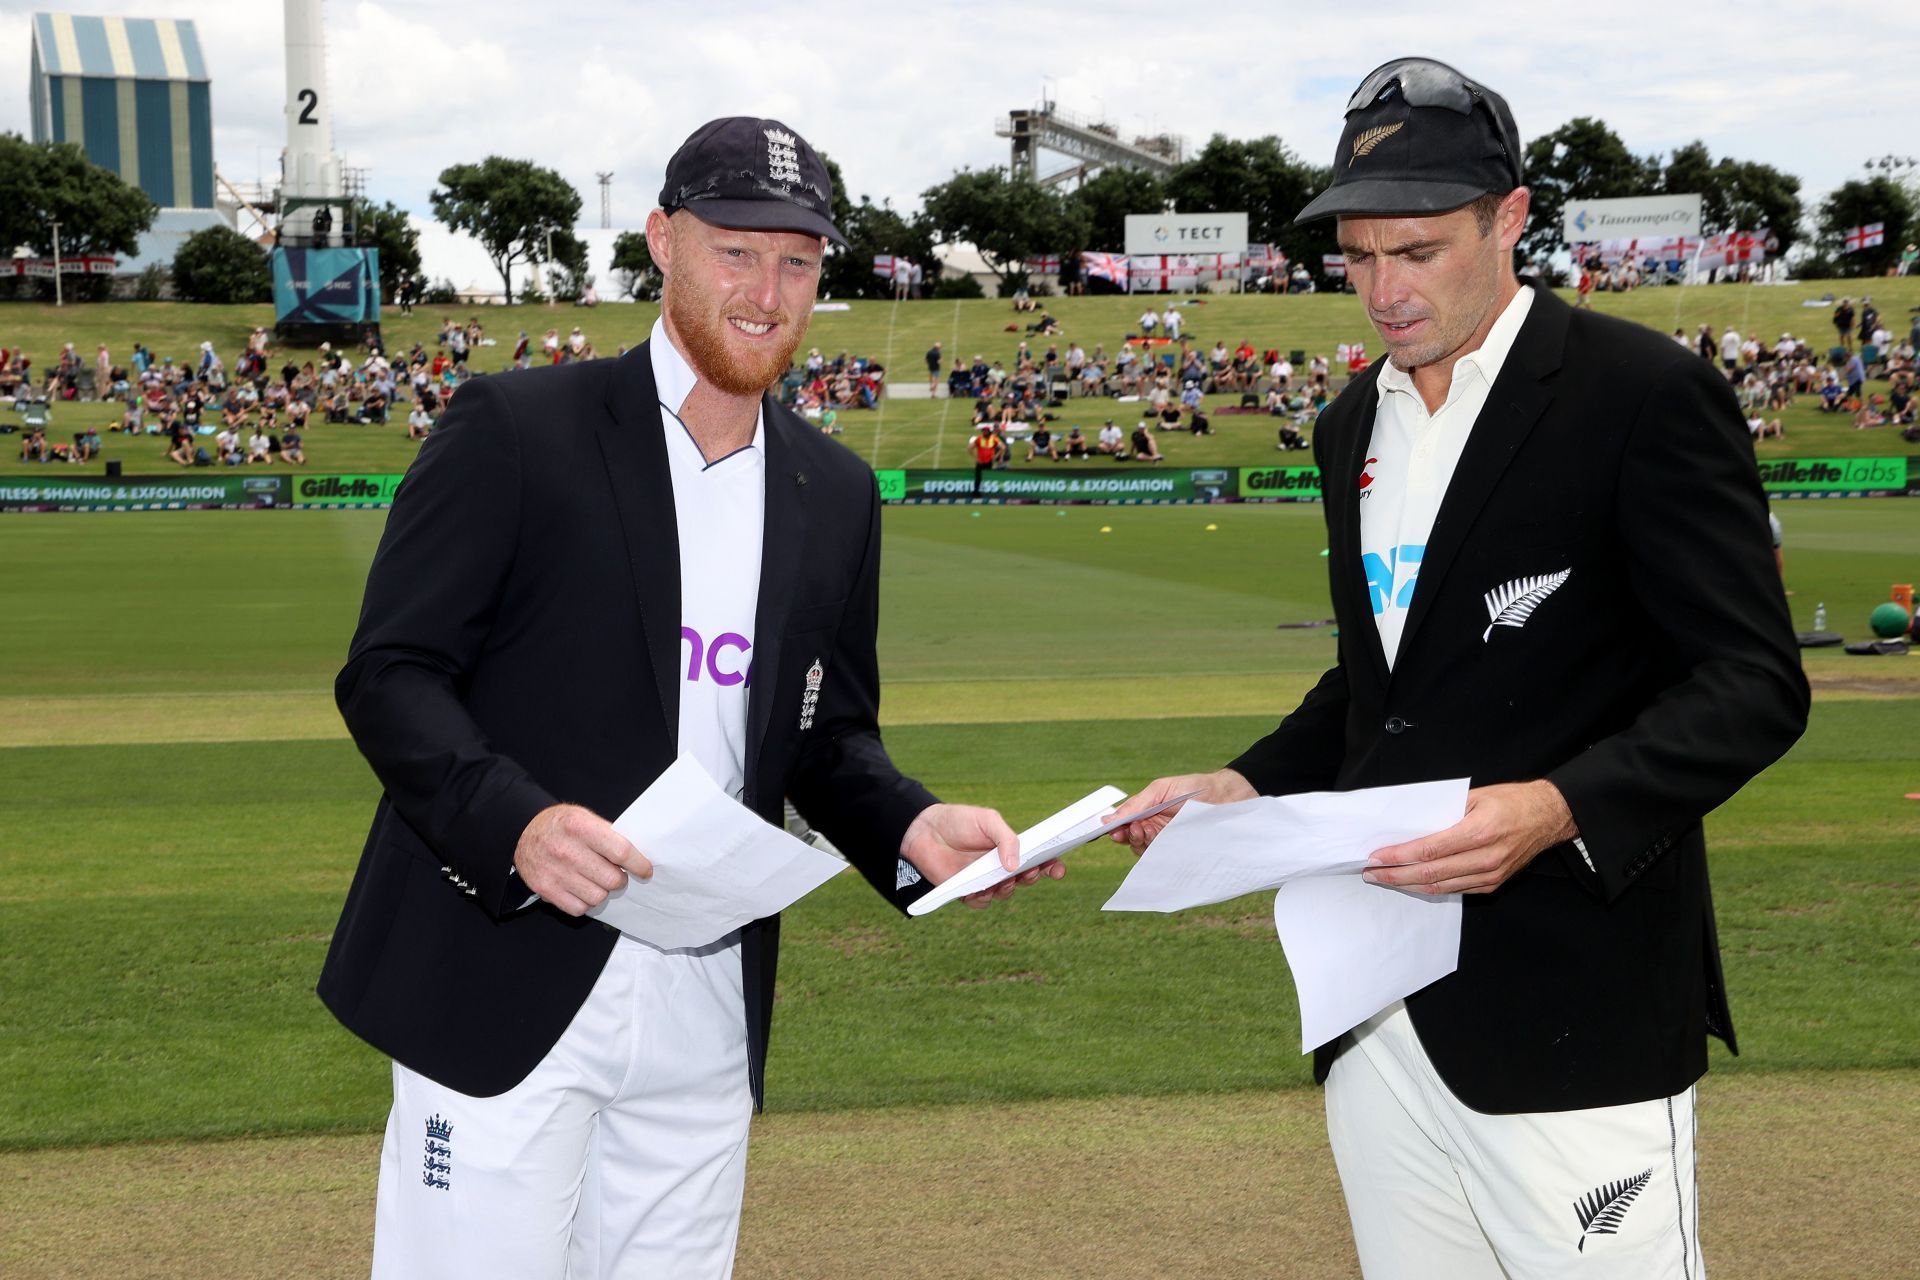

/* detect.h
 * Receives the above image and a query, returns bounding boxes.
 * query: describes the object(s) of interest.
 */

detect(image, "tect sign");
[1125,212,1249,257]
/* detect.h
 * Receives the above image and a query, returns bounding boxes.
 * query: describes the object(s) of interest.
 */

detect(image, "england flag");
[1844,223,1885,253]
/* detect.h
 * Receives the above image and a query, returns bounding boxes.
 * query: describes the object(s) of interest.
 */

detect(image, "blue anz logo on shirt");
[1363,544,1425,615]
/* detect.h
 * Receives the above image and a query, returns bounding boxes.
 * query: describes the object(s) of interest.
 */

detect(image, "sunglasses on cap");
[1345,58,1523,191]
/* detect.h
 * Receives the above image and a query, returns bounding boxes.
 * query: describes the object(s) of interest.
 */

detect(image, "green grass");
[0,500,1915,1150]
[4,277,1917,476]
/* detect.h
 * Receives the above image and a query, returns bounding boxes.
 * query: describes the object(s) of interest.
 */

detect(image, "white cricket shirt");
[650,318,765,800]
[1359,286,1533,669]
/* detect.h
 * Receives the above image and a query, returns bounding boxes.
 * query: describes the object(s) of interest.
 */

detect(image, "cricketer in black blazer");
[318,343,944,1106]
[1226,281,1808,1114]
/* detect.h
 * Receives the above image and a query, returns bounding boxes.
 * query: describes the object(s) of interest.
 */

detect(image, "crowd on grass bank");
[9,292,1918,467]
[790,299,1350,464]
[1,316,624,466]
[1684,303,1919,441]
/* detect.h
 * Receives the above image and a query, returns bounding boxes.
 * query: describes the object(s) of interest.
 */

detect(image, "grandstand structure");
[27,11,230,274]
[29,11,215,211]
[997,101,1185,189]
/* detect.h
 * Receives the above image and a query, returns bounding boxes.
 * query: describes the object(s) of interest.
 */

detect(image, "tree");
[1817,177,1915,278]
[609,230,658,300]
[0,133,157,300]
[539,227,591,303]
[0,133,43,257]
[1519,118,1661,262]
[814,150,943,299]
[1065,166,1166,250]
[429,157,581,305]
[354,199,422,299]
[821,196,937,300]
[1165,134,1336,284]
[171,225,273,304]
[1660,141,1802,257]
[1714,159,1801,259]
[919,168,1085,288]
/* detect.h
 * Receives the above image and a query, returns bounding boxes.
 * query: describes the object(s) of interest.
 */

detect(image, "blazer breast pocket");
[785,598,846,635]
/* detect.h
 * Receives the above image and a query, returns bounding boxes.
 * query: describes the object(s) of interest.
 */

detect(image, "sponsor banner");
[1563,194,1702,243]
[0,474,288,512]
[873,469,908,502]
[1124,212,1249,257]
[272,246,382,326]
[1756,456,1914,497]
[291,473,405,507]
[1238,465,1325,502]
[8,256,116,277]
[887,467,1235,504]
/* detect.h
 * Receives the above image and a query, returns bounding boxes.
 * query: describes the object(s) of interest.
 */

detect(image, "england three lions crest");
[422,1113,453,1190]
[799,658,824,731]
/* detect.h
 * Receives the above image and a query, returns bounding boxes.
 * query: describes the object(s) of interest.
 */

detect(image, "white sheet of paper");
[1273,875,1461,1053]
[1103,777,1469,1049]
[1101,778,1469,912]
[589,755,847,950]
[908,785,1128,917]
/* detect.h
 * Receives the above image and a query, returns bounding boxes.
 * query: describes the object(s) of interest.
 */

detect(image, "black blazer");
[318,341,938,1104]
[1228,283,1808,1113]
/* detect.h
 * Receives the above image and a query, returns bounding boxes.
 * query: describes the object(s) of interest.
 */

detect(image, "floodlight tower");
[282,0,345,244]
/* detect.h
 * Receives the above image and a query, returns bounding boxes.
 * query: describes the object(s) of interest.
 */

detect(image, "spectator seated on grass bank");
[1129,421,1163,463]
[167,424,196,467]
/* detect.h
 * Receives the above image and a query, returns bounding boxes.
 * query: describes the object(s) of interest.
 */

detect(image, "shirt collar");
[649,316,765,457]
[1376,283,1536,406]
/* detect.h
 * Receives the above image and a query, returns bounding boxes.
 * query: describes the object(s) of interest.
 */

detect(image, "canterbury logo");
[1349,123,1404,166]
[1482,569,1571,642]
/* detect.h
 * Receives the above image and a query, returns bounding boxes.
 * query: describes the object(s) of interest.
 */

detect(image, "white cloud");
[3,0,1911,281]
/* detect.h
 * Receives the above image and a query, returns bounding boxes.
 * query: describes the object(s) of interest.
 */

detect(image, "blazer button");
[1384,716,1409,735]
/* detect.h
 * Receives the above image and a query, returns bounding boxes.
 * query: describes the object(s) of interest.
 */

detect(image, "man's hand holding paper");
[1102,776,1472,1052]
[1361,779,1579,894]
[900,802,1054,909]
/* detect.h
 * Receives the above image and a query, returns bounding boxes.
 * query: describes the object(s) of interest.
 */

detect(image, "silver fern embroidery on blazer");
[1482,569,1572,642]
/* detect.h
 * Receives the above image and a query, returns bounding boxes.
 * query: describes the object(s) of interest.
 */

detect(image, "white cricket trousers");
[370,931,753,1280]
[1325,1001,1702,1280]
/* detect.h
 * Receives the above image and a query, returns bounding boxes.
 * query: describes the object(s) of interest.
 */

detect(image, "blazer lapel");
[596,341,682,750]
[1393,283,1566,663]
[1324,364,1392,690]
[746,398,808,795]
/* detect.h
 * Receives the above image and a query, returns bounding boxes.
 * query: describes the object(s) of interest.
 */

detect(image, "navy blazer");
[1228,283,1808,1113]
[318,341,937,1104]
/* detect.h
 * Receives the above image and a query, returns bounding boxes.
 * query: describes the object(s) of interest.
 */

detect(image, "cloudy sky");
[4,0,1913,287]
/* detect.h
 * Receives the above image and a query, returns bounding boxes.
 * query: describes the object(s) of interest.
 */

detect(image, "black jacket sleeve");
[786,477,940,904]
[1225,406,1351,795]
[1546,354,1809,900]
[334,378,558,917]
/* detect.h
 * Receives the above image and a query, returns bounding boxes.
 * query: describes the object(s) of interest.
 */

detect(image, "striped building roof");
[31,12,209,83]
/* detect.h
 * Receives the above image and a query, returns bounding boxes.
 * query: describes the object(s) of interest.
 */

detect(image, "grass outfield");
[6,1075,1916,1278]
[3,276,1918,477]
[2,501,1916,1151]
[0,502,1915,1276]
